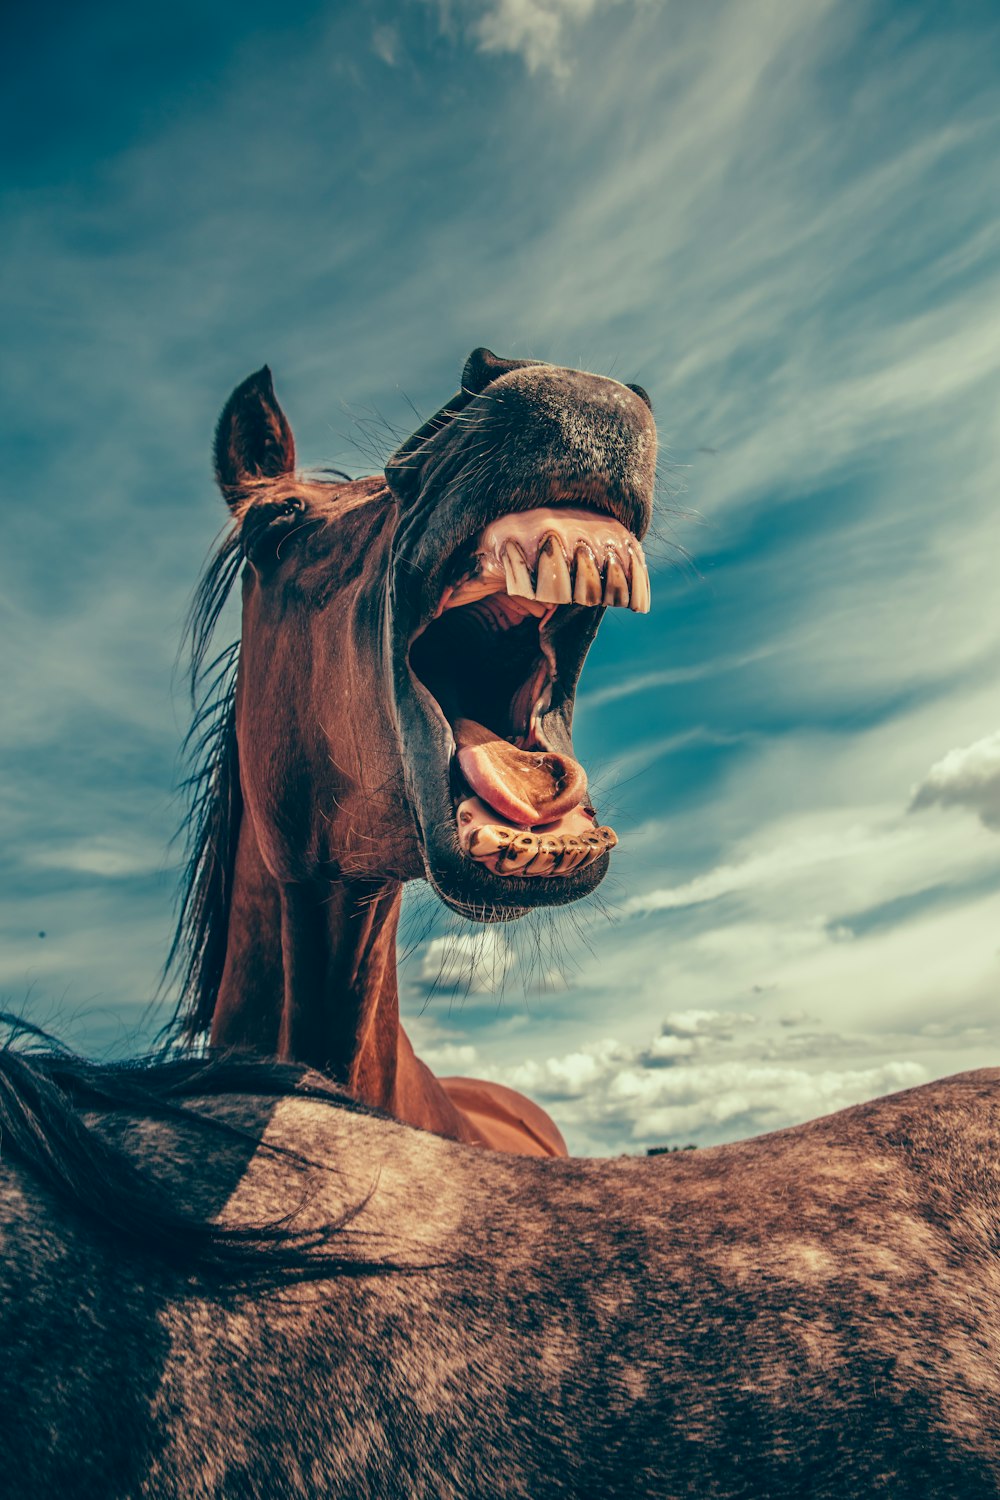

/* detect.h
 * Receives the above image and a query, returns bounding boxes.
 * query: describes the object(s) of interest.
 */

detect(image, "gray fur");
[3,1071,1000,1496]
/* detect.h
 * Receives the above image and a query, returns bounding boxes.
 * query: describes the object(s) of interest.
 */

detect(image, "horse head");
[181,349,656,1152]
[217,347,655,909]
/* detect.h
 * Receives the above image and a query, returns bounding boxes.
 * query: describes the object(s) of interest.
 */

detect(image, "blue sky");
[3,0,999,1152]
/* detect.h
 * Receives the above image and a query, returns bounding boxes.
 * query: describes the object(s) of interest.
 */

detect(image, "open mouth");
[409,506,649,881]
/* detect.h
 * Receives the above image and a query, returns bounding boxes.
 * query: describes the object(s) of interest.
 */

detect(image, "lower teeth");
[467,822,617,876]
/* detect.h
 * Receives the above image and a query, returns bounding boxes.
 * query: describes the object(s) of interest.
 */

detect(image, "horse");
[2,1022,999,1497]
[169,348,656,1157]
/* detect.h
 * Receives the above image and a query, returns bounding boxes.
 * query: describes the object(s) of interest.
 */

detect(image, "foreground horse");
[2,1032,999,1497]
[170,349,656,1155]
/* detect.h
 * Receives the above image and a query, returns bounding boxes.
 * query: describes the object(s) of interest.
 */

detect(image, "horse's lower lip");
[450,729,617,880]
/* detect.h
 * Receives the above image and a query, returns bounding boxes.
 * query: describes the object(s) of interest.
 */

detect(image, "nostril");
[626,383,653,411]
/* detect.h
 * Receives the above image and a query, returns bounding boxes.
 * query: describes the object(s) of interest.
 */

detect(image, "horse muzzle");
[386,351,656,918]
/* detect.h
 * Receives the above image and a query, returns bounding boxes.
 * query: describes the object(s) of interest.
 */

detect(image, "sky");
[2,0,999,1153]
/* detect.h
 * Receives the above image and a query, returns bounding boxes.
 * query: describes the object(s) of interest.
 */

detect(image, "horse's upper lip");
[407,503,650,643]
[431,506,650,622]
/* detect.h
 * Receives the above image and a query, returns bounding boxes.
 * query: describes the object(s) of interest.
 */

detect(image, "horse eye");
[242,497,308,564]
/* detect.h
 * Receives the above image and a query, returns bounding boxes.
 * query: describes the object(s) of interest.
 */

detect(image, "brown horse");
[2,1027,1000,1498]
[170,349,656,1157]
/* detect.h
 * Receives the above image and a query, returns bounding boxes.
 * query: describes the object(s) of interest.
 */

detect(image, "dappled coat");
[1,1040,1000,1498]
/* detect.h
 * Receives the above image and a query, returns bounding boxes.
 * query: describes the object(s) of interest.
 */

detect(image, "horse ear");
[385,348,539,504]
[214,367,296,509]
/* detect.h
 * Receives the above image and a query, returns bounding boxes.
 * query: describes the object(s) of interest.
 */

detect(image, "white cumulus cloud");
[627,1061,925,1142]
[492,1009,925,1152]
[909,731,1000,833]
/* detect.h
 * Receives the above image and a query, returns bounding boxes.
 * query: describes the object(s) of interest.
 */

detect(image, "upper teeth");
[441,506,651,615]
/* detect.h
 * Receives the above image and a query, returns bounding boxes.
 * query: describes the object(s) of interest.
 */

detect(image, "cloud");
[909,731,1000,832]
[419,930,511,992]
[579,649,778,710]
[658,1008,758,1040]
[433,0,650,76]
[622,821,892,916]
[28,838,167,880]
[416,1040,480,1073]
[398,997,940,1156]
[620,1061,925,1145]
[371,25,400,66]
[489,1007,925,1151]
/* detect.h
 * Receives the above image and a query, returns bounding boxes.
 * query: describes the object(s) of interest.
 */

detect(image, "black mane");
[164,527,244,1042]
[0,1015,386,1285]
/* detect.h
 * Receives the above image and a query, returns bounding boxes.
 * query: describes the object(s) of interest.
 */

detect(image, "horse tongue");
[454,718,587,829]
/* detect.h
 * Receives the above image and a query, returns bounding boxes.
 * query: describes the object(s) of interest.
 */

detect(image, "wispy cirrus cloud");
[27,838,168,880]
[621,815,929,918]
[371,24,400,67]
[578,649,779,711]
[427,0,657,76]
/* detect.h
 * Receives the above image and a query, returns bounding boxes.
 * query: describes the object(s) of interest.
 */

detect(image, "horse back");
[1,1073,1000,1497]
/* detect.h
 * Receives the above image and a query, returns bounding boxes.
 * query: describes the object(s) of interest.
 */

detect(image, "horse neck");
[279,876,404,1103]
[211,815,479,1142]
[212,814,402,1105]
